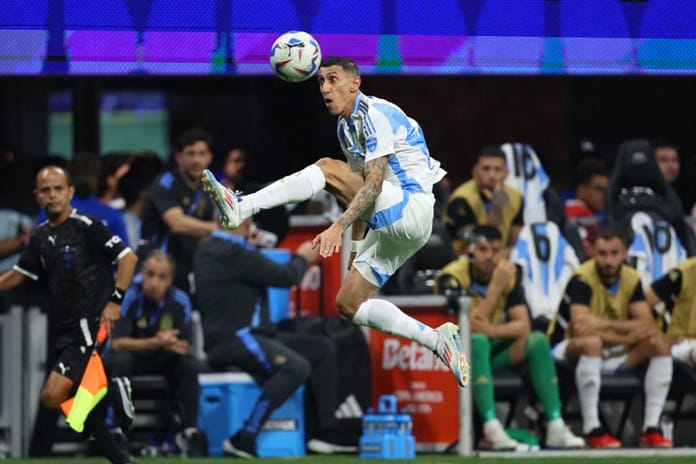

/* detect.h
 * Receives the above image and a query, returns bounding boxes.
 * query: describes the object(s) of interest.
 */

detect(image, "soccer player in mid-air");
[201,56,469,388]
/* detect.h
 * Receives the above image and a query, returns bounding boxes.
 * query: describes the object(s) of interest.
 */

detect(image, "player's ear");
[351,75,361,93]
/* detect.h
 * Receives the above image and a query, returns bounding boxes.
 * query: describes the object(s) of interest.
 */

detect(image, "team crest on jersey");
[669,269,680,282]
[365,136,377,153]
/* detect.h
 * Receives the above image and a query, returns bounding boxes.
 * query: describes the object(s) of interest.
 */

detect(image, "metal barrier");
[379,295,473,455]
[0,305,24,458]
[456,296,473,456]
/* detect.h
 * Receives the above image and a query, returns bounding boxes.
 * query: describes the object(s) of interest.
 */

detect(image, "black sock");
[82,402,130,464]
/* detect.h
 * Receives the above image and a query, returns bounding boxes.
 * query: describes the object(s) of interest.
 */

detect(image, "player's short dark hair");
[176,127,213,153]
[118,152,164,208]
[476,145,506,162]
[652,139,679,153]
[575,158,608,186]
[471,224,503,243]
[320,56,360,76]
[98,152,132,197]
[596,226,626,247]
[69,152,101,197]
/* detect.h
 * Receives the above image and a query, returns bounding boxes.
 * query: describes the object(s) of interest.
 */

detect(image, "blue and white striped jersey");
[336,92,446,194]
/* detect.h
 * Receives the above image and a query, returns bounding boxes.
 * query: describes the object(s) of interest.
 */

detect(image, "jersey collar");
[349,92,366,119]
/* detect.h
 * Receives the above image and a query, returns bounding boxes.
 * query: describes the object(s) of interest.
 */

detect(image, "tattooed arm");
[311,156,388,258]
[348,164,369,241]
[337,156,388,230]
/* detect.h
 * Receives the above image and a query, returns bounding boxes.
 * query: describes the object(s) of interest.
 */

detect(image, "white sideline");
[478,448,696,458]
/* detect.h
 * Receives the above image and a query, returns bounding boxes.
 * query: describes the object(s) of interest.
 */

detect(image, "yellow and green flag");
[60,323,109,433]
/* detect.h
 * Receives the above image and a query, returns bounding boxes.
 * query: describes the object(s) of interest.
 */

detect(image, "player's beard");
[596,261,621,286]
[44,202,67,221]
[180,166,202,187]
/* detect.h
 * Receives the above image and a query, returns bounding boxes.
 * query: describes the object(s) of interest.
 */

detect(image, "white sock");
[352,299,438,350]
[643,355,672,430]
[547,418,564,430]
[575,355,602,434]
[240,164,326,217]
[483,418,503,435]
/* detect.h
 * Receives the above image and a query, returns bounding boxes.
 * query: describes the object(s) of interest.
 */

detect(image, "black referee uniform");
[15,210,131,382]
[14,209,133,463]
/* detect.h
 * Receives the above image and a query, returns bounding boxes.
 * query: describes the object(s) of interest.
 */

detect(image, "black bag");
[278,316,372,445]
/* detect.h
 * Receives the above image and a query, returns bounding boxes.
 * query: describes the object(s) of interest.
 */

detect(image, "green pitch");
[3,457,696,464]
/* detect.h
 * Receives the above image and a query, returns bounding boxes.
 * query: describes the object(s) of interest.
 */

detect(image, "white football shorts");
[353,181,434,287]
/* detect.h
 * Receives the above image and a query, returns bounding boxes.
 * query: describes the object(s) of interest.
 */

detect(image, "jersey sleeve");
[504,266,527,310]
[445,198,476,234]
[149,175,181,216]
[172,290,193,343]
[106,211,131,248]
[362,108,395,162]
[629,281,645,304]
[14,234,42,281]
[564,275,592,306]
[436,273,463,294]
[651,269,682,311]
[84,216,131,262]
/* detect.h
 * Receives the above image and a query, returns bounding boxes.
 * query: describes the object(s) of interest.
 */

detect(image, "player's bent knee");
[648,334,671,355]
[315,157,341,176]
[335,287,363,319]
[285,356,311,384]
[576,335,602,356]
[471,333,491,353]
[525,331,550,354]
[336,297,358,319]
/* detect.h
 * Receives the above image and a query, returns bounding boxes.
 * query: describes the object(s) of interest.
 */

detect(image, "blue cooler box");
[260,248,291,323]
[198,372,306,457]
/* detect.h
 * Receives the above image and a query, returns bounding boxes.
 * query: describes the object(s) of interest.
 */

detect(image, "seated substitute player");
[548,227,673,448]
[645,257,696,366]
[200,56,468,388]
[436,225,584,450]
[0,166,138,464]
[443,145,523,254]
[105,250,207,457]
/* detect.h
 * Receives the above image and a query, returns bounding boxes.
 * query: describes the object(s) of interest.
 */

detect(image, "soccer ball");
[269,31,322,82]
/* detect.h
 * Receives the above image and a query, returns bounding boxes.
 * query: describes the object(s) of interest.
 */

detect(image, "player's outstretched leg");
[339,265,470,388]
[201,169,244,229]
[434,322,470,388]
[202,162,331,230]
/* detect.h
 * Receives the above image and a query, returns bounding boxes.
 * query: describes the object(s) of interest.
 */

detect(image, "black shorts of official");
[52,316,101,384]
[52,345,93,384]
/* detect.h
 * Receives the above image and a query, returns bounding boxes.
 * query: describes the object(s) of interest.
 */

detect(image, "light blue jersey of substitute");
[337,92,447,287]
